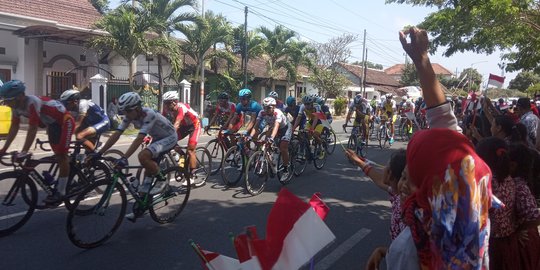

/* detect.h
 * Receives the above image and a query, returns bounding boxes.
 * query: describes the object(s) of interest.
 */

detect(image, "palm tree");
[175,11,234,104]
[136,0,198,110]
[258,25,298,93]
[285,40,315,97]
[88,4,150,84]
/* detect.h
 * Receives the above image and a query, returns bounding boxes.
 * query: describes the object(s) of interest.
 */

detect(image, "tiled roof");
[384,63,453,76]
[336,62,401,87]
[0,0,101,29]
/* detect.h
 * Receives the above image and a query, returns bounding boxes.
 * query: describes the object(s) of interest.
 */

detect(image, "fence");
[105,80,186,111]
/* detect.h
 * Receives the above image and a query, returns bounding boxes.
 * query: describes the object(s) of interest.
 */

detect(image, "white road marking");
[314,228,371,270]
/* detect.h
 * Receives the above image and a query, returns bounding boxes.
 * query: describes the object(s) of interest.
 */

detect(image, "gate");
[46,71,75,99]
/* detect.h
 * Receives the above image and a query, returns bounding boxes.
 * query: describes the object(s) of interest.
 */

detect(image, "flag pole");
[189,239,217,270]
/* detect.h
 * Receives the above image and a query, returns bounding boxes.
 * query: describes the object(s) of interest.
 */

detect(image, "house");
[384,63,454,82]
[0,0,104,98]
[333,62,402,99]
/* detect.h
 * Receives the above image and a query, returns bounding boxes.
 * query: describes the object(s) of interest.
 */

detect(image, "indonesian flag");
[234,230,263,270]
[192,242,241,270]
[488,73,505,88]
[250,188,335,270]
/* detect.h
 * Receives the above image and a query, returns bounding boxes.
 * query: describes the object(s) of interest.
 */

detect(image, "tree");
[284,41,315,96]
[231,25,265,76]
[89,4,150,85]
[509,71,540,92]
[258,25,298,92]
[308,69,350,98]
[399,63,418,86]
[311,34,357,69]
[351,60,384,70]
[459,68,482,91]
[386,0,540,72]
[91,0,110,14]
[438,75,461,90]
[136,0,198,110]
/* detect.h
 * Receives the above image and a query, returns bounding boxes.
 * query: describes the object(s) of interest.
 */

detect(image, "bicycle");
[320,127,337,155]
[205,128,235,175]
[220,133,251,187]
[66,153,190,249]
[244,139,296,196]
[0,145,109,237]
[377,115,393,149]
[343,124,367,157]
[292,130,328,176]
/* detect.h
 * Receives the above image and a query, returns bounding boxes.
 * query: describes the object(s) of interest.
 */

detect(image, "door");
[0,69,11,83]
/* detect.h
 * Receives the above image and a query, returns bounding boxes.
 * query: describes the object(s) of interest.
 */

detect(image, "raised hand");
[399,27,429,63]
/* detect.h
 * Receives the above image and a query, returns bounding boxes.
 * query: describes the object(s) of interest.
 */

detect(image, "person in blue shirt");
[224,88,262,134]
[284,96,305,129]
[60,89,110,151]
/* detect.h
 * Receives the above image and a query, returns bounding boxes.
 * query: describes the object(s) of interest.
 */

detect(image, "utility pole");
[131,0,137,84]
[360,29,366,97]
[363,48,368,97]
[243,6,248,88]
[200,0,205,117]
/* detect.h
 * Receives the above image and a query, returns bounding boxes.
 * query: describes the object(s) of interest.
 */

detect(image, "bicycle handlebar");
[35,138,52,152]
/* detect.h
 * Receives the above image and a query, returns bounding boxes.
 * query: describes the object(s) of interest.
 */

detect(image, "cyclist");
[0,80,74,205]
[94,92,177,199]
[401,97,418,134]
[317,96,333,124]
[370,95,378,114]
[268,91,284,110]
[60,89,110,151]
[162,91,201,177]
[379,93,397,143]
[205,92,236,132]
[344,94,371,144]
[225,88,262,135]
[293,94,324,145]
[249,97,292,182]
[284,96,305,130]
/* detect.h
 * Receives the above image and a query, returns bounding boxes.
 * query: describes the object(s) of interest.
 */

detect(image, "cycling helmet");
[309,93,319,98]
[386,93,393,99]
[268,91,278,98]
[354,94,363,105]
[262,97,277,107]
[302,95,315,104]
[0,80,26,99]
[238,88,252,98]
[59,89,81,102]
[316,97,324,106]
[218,92,229,100]
[401,96,407,101]
[162,91,179,101]
[286,96,296,106]
[118,92,142,111]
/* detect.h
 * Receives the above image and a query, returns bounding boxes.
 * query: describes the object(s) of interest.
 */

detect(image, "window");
[0,69,11,82]
[0,47,5,55]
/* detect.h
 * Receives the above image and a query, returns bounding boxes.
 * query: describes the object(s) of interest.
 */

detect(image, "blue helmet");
[316,97,324,106]
[0,80,26,99]
[238,88,252,98]
[286,96,296,106]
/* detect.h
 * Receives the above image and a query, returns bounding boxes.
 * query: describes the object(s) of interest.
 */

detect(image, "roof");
[337,62,400,87]
[384,63,453,76]
[0,0,102,29]
[246,57,311,81]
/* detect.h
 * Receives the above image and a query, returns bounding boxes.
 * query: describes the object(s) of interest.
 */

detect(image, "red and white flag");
[251,188,335,270]
[234,231,263,270]
[312,112,331,129]
[192,242,240,270]
[488,73,505,88]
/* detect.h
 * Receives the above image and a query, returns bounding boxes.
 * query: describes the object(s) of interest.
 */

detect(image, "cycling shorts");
[81,117,110,134]
[276,123,292,142]
[307,120,324,134]
[353,114,370,126]
[177,121,201,147]
[47,113,75,155]
[146,133,178,159]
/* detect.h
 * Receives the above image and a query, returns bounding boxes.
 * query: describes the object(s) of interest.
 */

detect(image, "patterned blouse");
[490,176,518,238]
[514,177,540,224]
[388,191,406,240]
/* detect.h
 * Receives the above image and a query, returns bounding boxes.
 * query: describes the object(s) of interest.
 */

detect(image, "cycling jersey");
[118,107,176,141]
[320,104,333,123]
[298,104,322,121]
[71,99,110,133]
[214,101,236,126]
[163,102,199,127]
[12,95,74,154]
[381,100,397,114]
[236,100,262,116]
[256,109,289,129]
[401,101,415,113]
[348,100,371,115]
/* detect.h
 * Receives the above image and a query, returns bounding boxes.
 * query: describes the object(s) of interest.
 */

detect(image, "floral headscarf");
[404,128,492,269]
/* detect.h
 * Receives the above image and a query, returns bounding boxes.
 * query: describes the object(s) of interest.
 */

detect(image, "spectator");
[107,97,120,129]
[515,97,539,147]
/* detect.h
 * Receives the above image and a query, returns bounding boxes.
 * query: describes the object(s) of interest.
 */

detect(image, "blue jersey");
[285,105,306,128]
[72,99,107,126]
[236,100,262,116]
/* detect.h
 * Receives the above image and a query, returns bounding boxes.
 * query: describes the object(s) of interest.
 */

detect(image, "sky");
[110,0,518,87]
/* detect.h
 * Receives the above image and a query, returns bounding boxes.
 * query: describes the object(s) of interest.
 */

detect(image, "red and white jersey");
[12,95,67,126]
[256,109,289,129]
[215,101,236,115]
[163,102,199,127]
[402,100,415,113]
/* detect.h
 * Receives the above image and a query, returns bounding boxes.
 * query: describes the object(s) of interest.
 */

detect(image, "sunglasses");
[264,106,274,110]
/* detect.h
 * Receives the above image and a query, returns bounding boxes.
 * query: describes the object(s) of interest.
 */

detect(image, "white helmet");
[268,91,278,98]
[354,94,363,105]
[262,97,277,107]
[59,89,80,102]
[163,91,179,101]
[118,92,142,111]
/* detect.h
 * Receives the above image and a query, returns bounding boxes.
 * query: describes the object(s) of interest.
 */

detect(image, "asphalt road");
[0,119,410,270]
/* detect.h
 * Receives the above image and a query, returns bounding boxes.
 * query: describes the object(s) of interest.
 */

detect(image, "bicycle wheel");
[64,161,110,211]
[190,147,211,188]
[103,149,129,175]
[378,126,385,149]
[0,172,37,237]
[292,140,307,176]
[313,142,327,170]
[322,129,336,155]
[245,151,268,196]
[149,166,191,224]
[205,139,224,175]
[221,146,243,187]
[66,179,127,249]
